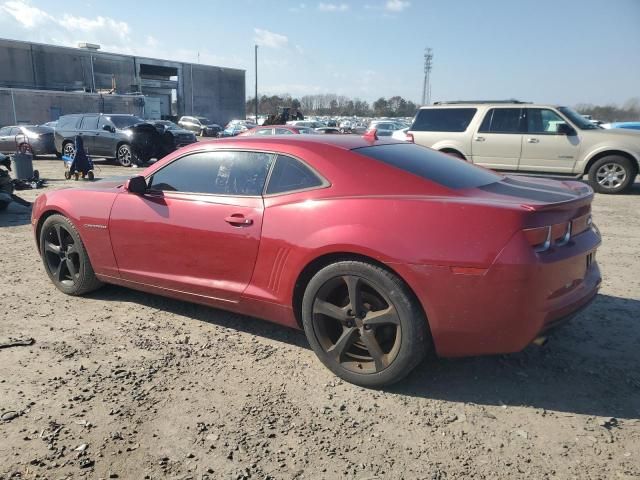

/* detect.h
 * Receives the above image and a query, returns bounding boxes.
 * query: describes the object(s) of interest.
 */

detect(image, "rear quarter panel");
[244,192,525,324]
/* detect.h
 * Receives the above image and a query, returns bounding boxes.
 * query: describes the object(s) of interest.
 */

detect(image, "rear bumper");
[394,227,602,357]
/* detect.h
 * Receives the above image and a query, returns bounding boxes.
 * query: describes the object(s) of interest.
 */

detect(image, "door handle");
[474,136,485,142]
[527,138,539,143]
[224,214,253,226]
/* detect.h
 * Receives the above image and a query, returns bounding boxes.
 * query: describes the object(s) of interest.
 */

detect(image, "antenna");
[422,47,433,105]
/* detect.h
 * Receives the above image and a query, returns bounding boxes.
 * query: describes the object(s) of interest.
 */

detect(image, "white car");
[392,127,411,141]
[408,101,640,193]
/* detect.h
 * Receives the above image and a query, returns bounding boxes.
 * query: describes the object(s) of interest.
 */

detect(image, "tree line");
[245,94,640,123]
[575,98,640,123]
[245,94,419,118]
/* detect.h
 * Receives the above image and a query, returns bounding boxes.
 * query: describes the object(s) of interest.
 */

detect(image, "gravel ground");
[1,158,639,480]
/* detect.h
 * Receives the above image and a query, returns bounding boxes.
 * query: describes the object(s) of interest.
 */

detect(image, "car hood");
[80,175,136,190]
[586,127,640,138]
[169,128,195,135]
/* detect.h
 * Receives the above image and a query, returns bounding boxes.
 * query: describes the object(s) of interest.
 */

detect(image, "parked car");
[32,135,601,387]
[315,127,341,134]
[368,121,403,137]
[152,121,198,148]
[177,116,222,137]
[391,127,411,141]
[407,101,640,193]
[287,120,326,129]
[601,122,640,131]
[221,124,250,137]
[54,113,168,167]
[239,126,317,136]
[0,125,57,158]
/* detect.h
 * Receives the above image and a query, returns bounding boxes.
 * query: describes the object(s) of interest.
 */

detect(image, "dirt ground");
[1,157,639,480]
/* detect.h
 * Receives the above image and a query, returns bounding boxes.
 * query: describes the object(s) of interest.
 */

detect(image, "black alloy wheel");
[302,261,429,387]
[40,215,102,295]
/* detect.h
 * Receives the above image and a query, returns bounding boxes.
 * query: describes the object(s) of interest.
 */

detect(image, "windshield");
[158,121,180,130]
[109,116,143,129]
[557,107,598,130]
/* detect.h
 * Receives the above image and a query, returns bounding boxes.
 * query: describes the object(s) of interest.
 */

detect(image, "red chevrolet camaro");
[31,135,601,387]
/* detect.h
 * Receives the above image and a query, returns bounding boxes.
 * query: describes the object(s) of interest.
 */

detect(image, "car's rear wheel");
[40,214,103,295]
[62,142,75,159]
[302,261,429,388]
[116,143,133,167]
[588,155,637,194]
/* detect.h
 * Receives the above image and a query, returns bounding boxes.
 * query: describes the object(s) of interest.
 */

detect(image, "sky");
[0,0,639,106]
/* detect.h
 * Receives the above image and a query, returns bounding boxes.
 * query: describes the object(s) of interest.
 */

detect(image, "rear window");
[411,108,476,132]
[354,143,500,190]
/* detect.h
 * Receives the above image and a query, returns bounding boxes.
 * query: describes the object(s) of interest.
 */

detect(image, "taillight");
[524,220,576,252]
[523,226,552,252]
[571,213,592,236]
[405,132,414,143]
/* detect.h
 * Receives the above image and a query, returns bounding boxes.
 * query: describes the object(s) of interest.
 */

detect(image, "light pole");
[254,45,258,123]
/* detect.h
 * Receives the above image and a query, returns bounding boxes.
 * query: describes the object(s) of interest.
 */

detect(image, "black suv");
[177,116,222,137]
[151,121,198,148]
[55,114,151,166]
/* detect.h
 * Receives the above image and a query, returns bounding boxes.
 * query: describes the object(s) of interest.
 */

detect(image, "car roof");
[419,103,561,109]
[194,134,402,151]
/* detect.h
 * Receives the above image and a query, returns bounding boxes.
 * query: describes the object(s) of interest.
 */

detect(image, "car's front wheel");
[40,214,103,295]
[588,155,637,194]
[116,143,134,167]
[301,261,429,388]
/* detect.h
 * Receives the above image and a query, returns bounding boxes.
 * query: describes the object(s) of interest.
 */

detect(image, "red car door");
[108,150,273,302]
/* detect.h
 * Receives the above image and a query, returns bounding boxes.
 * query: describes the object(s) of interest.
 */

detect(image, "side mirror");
[103,125,115,133]
[557,123,576,136]
[125,175,147,194]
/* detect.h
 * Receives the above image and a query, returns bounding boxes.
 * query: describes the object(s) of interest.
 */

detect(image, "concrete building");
[0,37,245,127]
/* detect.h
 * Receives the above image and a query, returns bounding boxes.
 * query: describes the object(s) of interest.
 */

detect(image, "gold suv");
[408,100,640,193]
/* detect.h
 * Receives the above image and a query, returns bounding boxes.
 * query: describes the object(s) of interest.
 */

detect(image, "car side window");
[256,128,273,135]
[526,108,568,134]
[57,117,75,129]
[0,127,10,135]
[411,108,477,132]
[149,151,274,196]
[9,127,20,135]
[275,128,294,135]
[97,116,112,130]
[266,154,324,195]
[80,115,98,130]
[478,108,524,133]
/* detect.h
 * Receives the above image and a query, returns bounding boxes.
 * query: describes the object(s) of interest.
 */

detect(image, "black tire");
[39,214,103,295]
[587,155,637,194]
[301,261,429,388]
[116,143,134,167]
[55,151,62,159]
[87,171,94,180]
[441,150,466,160]
[64,171,71,180]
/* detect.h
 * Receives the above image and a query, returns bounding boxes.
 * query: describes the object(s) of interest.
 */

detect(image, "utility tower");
[422,48,433,105]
